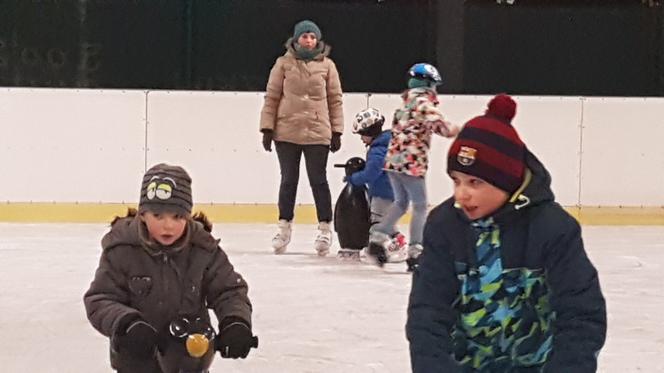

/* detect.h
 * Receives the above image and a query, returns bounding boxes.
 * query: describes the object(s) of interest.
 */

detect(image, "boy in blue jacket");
[407,94,606,372]
[342,108,407,262]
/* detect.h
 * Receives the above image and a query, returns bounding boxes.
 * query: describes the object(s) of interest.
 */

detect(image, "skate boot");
[386,232,408,263]
[367,231,391,267]
[359,246,380,264]
[406,243,424,272]
[271,219,292,254]
[314,222,333,257]
[336,248,362,261]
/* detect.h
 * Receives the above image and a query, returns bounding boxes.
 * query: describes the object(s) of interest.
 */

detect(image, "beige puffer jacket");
[259,38,344,145]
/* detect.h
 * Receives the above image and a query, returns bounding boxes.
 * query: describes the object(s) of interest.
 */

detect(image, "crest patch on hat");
[146,176,177,201]
[457,146,477,166]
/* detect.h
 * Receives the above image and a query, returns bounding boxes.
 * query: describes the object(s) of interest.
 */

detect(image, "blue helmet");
[408,63,442,86]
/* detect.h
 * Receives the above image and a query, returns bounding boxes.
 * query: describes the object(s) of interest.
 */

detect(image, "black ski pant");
[275,141,332,223]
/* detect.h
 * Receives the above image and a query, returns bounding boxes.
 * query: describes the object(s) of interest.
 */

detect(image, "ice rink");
[0,222,662,372]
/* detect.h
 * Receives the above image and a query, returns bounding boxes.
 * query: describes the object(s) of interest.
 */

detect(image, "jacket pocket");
[128,276,153,297]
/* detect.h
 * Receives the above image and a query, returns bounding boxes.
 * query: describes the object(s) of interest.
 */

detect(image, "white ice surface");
[0,223,662,372]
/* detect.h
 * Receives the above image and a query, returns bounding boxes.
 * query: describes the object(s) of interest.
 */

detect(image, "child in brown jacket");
[84,164,256,373]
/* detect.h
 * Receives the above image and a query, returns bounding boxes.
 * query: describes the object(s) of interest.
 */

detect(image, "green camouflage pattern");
[452,219,555,372]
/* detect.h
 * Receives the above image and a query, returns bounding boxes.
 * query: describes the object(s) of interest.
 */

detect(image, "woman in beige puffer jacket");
[259,20,344,257]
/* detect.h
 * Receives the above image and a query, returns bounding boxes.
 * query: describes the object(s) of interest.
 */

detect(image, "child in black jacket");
[406,94,606,372]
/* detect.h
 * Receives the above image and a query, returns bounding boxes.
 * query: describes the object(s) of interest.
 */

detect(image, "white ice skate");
[272,219,292,254]
[314,222,333,257]
[386,232,408,263]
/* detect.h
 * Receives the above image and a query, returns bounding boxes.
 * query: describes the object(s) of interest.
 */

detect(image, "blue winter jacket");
[407,150,606,373]
[349,130,394,200]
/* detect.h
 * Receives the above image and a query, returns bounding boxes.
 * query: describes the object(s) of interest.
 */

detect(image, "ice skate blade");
[315,245,330,257]
[272,243,288,255]
[336,249,362,262]
[386,252,408,263]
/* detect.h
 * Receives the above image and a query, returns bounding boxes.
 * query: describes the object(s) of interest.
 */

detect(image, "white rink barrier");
[1,88,663,211]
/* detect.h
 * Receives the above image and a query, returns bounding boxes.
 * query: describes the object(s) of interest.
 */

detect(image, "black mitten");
[216,318,257,359]
[330,132,342,152]
[116,317,159,358]
[262,130,273,152]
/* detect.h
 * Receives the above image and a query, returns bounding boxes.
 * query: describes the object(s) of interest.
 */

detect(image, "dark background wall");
[0,0,662,96]
[460,0,663,96]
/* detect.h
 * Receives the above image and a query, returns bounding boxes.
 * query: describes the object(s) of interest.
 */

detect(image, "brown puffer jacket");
[259,38,344,145]
[83,212,251,368]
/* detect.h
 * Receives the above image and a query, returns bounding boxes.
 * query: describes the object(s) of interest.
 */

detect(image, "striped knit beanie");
[138,163,193,216]
[447,94,526,194]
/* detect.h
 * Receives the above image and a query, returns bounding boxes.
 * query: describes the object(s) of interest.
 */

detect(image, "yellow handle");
[185,334,210,358]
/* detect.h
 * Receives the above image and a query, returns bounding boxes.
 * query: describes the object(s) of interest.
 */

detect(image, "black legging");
[275,141,332,222]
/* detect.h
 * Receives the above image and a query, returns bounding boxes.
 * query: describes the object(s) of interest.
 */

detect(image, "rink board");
[0,88,146,202]
[0,89,663,224]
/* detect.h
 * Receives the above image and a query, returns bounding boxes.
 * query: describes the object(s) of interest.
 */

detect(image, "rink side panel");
[0,88,146,203]
[0,89,662,224]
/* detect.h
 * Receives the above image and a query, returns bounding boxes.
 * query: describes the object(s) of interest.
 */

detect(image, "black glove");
[116,317,159,358]
[262,130,273,152]
[330,132,341,152]
[216,318,257,359]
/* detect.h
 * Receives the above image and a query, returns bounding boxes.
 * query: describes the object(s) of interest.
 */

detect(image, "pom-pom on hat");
[138,163,193,216]
[447,94,526,194]
[487,93,517,122]
[293,20,322,41]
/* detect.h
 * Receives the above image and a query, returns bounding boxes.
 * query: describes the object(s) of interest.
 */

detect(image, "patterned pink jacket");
[384,88,459,177]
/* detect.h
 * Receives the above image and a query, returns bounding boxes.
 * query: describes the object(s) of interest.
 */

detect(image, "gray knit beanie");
[293,20,322,41]
[138,163,193,216]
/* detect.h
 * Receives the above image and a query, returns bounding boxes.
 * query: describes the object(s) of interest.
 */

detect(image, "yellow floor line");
[0,203,663,225]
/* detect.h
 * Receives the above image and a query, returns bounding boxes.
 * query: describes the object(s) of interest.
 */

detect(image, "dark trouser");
[275,141,332,222]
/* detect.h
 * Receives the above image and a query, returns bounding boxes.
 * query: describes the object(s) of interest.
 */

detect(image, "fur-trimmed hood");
[284,37,331,61]
[102,209,218,257]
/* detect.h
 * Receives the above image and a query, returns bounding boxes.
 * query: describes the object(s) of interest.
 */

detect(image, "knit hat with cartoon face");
[447,94,526,194]
[138,163,193,216]
[293,20,322,41]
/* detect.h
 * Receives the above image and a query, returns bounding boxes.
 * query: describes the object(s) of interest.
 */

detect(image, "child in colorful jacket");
[407,94,606,372]
[368,63,459,270]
